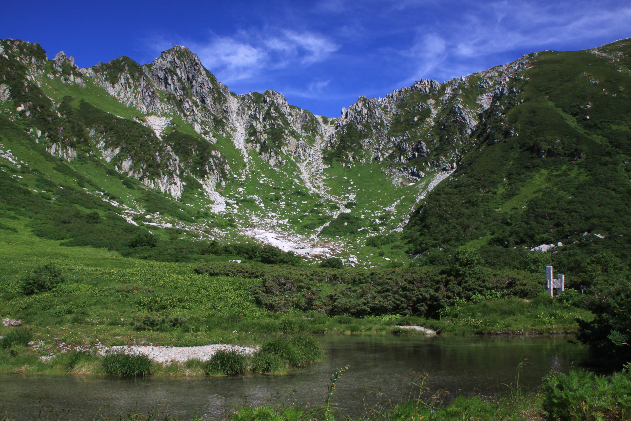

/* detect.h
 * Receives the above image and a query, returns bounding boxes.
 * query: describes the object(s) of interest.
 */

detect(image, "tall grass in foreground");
[230,365,631,421]
[542,364,631,420]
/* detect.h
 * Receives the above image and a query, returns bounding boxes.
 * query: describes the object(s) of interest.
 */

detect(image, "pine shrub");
[20,263,64,295]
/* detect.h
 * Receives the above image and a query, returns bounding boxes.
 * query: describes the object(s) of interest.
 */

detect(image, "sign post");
[546,266,565,297]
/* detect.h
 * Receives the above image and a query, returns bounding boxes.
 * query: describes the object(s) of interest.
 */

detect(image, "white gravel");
[99,344,258,365]
[395,325,437,336]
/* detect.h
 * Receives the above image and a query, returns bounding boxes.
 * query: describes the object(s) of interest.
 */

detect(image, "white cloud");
[150,28,339,85]
[397,0,631,84]
[307,79,331,95]
[282,30,339,64]
[196,37,267,82]
[400,33,448,82]
[452,1,631,57]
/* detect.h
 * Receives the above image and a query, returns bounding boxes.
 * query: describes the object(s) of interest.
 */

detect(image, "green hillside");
[405,40,631,288]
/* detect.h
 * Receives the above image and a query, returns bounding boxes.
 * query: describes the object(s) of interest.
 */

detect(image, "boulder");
[2,318,22,327]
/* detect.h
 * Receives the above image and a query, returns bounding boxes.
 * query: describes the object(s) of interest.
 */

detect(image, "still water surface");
[0,335,587,419]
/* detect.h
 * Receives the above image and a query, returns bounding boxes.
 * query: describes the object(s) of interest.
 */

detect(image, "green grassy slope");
[404,40,631,287]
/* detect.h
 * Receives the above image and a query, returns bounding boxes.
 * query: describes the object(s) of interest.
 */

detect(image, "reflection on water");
[0,335,587,420]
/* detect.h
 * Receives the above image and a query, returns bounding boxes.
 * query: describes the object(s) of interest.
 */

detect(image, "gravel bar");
[99,344,258,364]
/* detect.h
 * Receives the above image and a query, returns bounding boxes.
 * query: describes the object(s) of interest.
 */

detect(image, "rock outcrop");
[0,38,535,201]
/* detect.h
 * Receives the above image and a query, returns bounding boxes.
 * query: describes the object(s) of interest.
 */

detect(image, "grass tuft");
[0,329,32,349]
[204,350,248,375]
[102,352,152,377]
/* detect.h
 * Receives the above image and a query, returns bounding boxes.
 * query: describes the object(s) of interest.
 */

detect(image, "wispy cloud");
[403,33,447,81]
[140,0,630,116]
[450,2,631,58]
[303,79,332,97]
[281,78,353,104]
[396,0,631,84]
[148,28,339,86]
[196,35,266,82]
[282,31,339,64]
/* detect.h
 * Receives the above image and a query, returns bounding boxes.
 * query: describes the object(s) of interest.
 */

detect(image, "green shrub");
[251,351,286,373]
[556,289,584,308]
[102,352,152,377]
[20,263,64,295]
[578,284,631,362]
[204,350,248,375]
[542,366,631,420]
[258,336,323,368]
[128,231,158,248]
[288,335,324,363]
[122,178,136,190]
[320,213,362,236]
[133,313,187,331]
[259,337,301,367]
[0,329,32,349]
[319,257,344,269]
[334,315,353,325]
[278,317,308,334]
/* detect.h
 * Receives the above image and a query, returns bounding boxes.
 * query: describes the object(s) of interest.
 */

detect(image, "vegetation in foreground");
[230,365,631,421]
[2,365,630,420]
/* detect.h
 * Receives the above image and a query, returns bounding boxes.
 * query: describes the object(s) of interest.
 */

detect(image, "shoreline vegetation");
[2,363,630,420]
[0,330,582,378]
[0,231,593,377]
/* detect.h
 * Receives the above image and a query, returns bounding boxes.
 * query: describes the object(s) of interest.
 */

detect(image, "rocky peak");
[53,51,75,67]
[411,79,441,94]
[149,47,228,112]
[324,55,534,171]
[0,39,48,74]
[51,51,84,85]
[338,96,389,130]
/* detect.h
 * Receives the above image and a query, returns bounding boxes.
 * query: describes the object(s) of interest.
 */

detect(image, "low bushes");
[102,352,152,377]
[542,365,631,420]
[577,283,631,363]
[319,257,344,269]
[20,263,64,295]
[0,329,32,349]
[195,263,543,318]
[205,350,248,375]
[202,335,324,376]
[257,336,324,369]
[251,352,286,373]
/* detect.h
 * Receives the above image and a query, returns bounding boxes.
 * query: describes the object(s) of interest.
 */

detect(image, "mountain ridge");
[1,36,630,279]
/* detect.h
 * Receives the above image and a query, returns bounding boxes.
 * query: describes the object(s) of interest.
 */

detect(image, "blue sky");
[2,0,630,117]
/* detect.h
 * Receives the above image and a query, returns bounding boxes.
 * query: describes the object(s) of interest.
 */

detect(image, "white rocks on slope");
[243,228,337,257]
[143,115,171,139]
